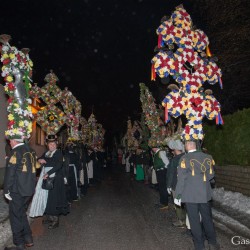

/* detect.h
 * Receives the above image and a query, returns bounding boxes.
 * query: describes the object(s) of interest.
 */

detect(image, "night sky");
[1,0,248,143]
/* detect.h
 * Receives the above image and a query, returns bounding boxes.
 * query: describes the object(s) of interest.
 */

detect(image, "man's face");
[152,148,158,153]
[9,140,16,149]
[48,141,57,152]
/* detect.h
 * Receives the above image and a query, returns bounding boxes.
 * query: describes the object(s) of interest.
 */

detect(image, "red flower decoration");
[7,83,15,90]
[8,120,15,126]
[2,58,10,65]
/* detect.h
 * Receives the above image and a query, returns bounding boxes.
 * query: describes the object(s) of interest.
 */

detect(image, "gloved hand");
[167,187,172,195]
[64,177,68,185]
[174,198,181,206]
[4,191,12,201]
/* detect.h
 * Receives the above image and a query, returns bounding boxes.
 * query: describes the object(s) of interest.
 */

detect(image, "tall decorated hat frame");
[151,5,224,143]
[86,113,105,149]
[30,70,67,139]
[139,83,166,147]
[30,70,83,145]
[60,86,82,143]
[0,34,33,141]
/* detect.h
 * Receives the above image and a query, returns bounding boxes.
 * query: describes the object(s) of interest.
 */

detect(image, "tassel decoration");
[158,34,163,48]
[165,106,170,123]
[9,153,17,164]
[181,159,186,169]
[151,63,156,81]
[22,159,27,172]
[216,112,224,125]
[210,159,215,174]
[206,46,212,57]
[36,162,41,169]
[191,166,195,176]
[203,173,206,181]
[219,77,223,89]
[32,165,36,173]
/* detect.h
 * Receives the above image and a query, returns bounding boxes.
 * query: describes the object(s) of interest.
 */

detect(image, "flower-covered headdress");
[0,34,33,140]
[151,5,223,141]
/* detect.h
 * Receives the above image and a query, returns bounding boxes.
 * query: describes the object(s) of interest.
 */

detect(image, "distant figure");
[152,146,169,210]
[117,148,123,166]
[64,143,81,202]
[135,148,145,181]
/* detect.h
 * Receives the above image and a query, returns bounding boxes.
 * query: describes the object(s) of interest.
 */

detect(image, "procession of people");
[0,2,231,249]
[3,134,107,250]
[119,136,220,250]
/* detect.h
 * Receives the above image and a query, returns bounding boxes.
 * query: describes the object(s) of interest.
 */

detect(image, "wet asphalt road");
[26,166,247,250]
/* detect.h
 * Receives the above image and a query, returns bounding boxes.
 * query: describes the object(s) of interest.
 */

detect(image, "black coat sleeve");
[46,150,63,176]
[3,150,19,194]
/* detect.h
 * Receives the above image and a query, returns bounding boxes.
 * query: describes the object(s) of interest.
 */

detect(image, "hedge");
[203,108,250,166]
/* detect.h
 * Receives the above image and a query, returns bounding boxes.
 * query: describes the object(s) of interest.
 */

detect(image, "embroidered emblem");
[190,158,213,181]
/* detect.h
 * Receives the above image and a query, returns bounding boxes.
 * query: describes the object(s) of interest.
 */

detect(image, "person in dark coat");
[38,135,69,229]
[175,140,219,250]
[166,139,186,227]
[96,147,105,181]
[135,148,145,181]
[79,144,89,196]
[63,143,81,202]
[88,148,99,184]
[152,146,169,210]
[4,137,37,250]
[142,150,151,185]
[129,150,136,180]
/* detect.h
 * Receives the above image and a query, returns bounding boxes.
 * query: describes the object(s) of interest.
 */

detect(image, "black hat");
[46,134,58,142]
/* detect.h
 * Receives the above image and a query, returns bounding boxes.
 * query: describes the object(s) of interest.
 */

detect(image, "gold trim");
[9,152,17,164]
[189,158,212,181]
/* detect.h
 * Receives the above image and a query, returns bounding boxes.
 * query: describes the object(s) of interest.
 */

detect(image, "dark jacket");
[4,143,37,197]
[129,153,136,166]
[40,149,69,215]
[63,149,81,180]
[167,153,185,190]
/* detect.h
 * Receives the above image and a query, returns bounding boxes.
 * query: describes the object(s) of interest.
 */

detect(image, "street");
[28,166,247,250]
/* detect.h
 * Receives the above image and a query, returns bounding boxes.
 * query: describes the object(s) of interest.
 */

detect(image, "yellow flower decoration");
[2,53,9,59]
[193,134,198,140]
[9,53,15,59]
[8,114,14,121]
[28,123,32,133]
[49,115,55,121]
[13,128,18,134]
[19,121,24,127]
[28,60,33,67]
[6,76,13,82]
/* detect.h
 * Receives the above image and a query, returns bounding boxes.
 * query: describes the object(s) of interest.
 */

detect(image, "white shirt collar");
[46,149,57,157]
[188,149,197,153]
[155,149,161,154]
[12,143,24,150]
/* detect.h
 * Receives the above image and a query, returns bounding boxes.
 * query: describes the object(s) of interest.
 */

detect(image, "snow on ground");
[213,187,250,215]
[212,208,250,238]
